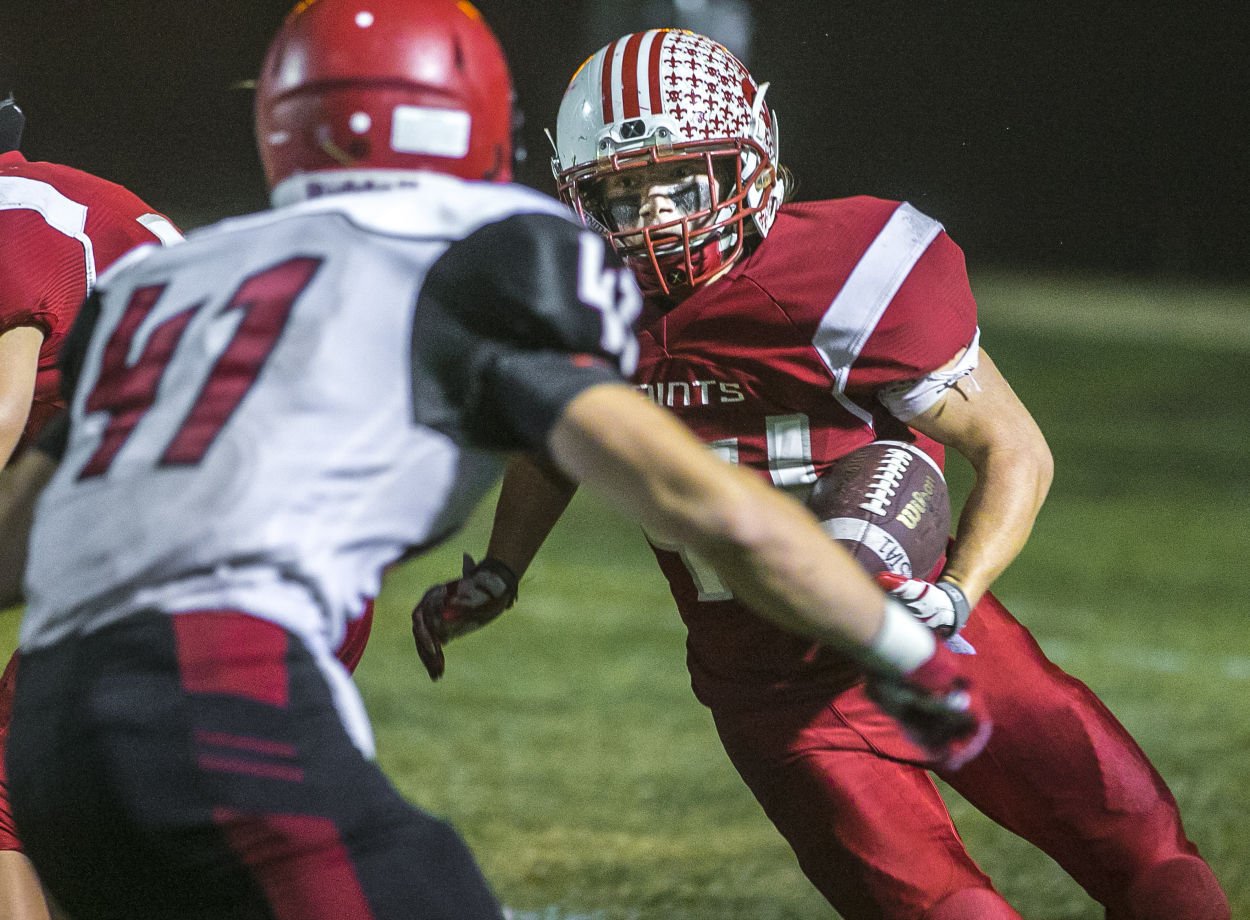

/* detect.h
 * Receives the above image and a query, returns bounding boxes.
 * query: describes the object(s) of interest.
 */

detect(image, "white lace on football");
[859,446,914,516]
[878,328,982,421]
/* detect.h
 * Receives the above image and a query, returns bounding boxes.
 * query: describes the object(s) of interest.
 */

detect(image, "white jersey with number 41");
[23,173,641,658]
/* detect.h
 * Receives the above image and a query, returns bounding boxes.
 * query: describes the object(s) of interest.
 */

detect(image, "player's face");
[592,160,717,246]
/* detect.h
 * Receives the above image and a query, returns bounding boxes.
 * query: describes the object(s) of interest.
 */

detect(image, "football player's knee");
[925,887,1022,920]
[1111,855,1230,920]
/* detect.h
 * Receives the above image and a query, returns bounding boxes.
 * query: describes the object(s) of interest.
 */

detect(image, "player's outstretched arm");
[486,453,578,577]
[0,447,57,609]
[550,382,898,653]
[907,348,1053,606]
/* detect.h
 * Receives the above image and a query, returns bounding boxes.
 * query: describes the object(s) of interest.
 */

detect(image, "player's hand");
[865,643,991,771]
[411,554,519,681]
[875,572,970,638]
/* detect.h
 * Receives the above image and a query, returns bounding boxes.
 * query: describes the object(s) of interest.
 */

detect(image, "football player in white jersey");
[0,3,988,917]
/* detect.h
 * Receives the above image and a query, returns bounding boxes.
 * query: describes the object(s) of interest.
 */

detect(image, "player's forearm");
[484,453,578,578]
[942,439,1052,604]
[905,348,1053,605]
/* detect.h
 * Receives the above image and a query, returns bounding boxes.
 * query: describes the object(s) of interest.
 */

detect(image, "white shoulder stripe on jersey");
[812,202,943,401]
[0,175,97,290]
[136,213,184,246]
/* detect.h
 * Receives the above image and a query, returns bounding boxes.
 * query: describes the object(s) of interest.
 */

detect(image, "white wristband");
[867,598,937,676]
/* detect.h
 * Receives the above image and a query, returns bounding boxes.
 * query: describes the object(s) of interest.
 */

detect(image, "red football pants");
[712,592,1229,920]
[0,600,375,852]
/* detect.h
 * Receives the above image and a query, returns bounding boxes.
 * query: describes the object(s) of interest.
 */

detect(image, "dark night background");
[7,1,1249,282]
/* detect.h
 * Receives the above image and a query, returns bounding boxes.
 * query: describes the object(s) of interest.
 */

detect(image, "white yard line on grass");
[1040,637,1250,681]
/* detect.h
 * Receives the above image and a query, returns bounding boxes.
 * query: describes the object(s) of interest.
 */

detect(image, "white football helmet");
[551,29,784,296]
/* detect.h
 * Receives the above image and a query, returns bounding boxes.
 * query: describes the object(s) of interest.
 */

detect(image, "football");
[807,440,951,578]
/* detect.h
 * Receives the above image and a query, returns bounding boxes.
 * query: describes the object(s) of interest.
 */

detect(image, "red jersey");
[633,197,978,706]
[0,151,181,450]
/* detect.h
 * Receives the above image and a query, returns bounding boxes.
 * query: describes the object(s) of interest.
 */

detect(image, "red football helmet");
[552,30,785,297]
[256,0,514,199]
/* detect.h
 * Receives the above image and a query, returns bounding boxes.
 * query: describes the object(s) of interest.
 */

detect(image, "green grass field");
[3,273,1247,918]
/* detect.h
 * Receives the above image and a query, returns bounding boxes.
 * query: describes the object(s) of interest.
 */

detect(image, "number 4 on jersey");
[78,257,322,479]
[577,234,641,374]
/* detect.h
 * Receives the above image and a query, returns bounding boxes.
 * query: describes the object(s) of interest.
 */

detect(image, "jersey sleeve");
[411,213,642,453]
[847,229,979,394]
[0,209,87,338]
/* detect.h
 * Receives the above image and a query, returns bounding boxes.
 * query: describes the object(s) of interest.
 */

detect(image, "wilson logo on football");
[896,476,939,530]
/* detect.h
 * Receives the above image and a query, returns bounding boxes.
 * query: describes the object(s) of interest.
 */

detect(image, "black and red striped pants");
[7,609,503,920]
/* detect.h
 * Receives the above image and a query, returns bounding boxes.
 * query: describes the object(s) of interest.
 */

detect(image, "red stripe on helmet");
[620,32,646,119]
[600,38,619,124]
[646,32,664,115]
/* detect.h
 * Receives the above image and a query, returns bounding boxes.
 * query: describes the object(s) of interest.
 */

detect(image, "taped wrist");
[472,556,520,608]
[867,598,939,677]
[935,580,971,631]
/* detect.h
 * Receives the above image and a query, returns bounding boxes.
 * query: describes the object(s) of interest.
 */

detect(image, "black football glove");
[412,554,518,680]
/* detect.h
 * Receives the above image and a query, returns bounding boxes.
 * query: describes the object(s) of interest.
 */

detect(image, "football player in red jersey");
[414,29,1230,920]
[0,6,987,918]
[0,77,185,920]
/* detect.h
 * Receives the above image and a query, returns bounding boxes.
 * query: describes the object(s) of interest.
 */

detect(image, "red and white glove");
[411,554,519,681]
[875,572,971,638]
[865,642,991,771]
